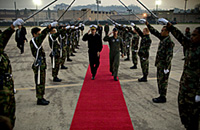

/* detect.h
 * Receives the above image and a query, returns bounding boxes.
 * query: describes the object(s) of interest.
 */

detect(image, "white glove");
[195,95,200,102]
[164,69,169,74]
[139,19,146,24]
[134,50,138,52]
[50,22,58,27]
[13,18,24,27]
[131,22,135,27]
[158,18,169,25]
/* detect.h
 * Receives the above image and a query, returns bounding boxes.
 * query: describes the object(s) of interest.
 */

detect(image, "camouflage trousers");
[125,42,130,57]
[60,46,67,66]
[110,52,120,77]
[157,66,171,97]
[178,76,200,130]
[0,78,16,128]
[139,57,149,77]
[131,50,138,65]
[71,41,75,52]
[51,56,60,78]
[32,65,46,99]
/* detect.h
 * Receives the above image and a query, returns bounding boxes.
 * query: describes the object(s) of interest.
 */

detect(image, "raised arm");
[146,23,161,40]
[167,23,189,47]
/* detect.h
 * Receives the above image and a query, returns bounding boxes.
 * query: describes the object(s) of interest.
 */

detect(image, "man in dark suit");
[82,24,103,80]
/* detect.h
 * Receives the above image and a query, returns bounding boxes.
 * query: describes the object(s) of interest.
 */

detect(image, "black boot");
[130,65,137,69]
[152,96,166,103]
[138,76,147,82]
[91,76,95,80]
[71,53,75,56]
[67,58,72,62]
[61,65,68,69]
[114,76,118,81]
[37,98,50,105]
[53,77,62,82]
[124,56,130,61]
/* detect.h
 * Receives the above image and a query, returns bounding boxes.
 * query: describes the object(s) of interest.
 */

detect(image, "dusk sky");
[0,0,199,10]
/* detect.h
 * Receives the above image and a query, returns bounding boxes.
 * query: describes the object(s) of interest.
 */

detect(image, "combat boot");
[114,76,118,81]
[61,65,68,69]
[67,58,72,62]
[130,65,137,69]
[152,96,166,103]
[53,77,62,82]
[37,98,50,105]
[91,76,95,80]
[71,53,75,56]
[138,76,147,82]
[124,58,130,61]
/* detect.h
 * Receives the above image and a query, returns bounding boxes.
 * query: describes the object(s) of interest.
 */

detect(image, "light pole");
[33,0,41,26]
[96,0,101,25]
[155,0,161,24]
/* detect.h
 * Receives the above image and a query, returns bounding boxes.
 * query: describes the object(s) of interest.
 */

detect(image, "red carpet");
[70,45,134,130]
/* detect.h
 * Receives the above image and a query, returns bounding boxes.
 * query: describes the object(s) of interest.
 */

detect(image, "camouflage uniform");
[123,30,132,58]
[131,32,139,66]
[66,29,72,59]
[49,28,65,78]
[134,25,152,77]
[168,25,200,130]
[71,30,75,53]
[103,35,124,77]
[0,27,15,128]
[30,27,50,100]
[147,24,174,97]
[58,33,67,66]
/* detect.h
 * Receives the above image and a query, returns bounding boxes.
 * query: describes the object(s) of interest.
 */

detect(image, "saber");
[106,15,116,24]
[118,0,140,20]
[136,0,158,19]
[57,0,76,22]
[24,0,58,22]
[74,9,91,25]
[38,66,40,84]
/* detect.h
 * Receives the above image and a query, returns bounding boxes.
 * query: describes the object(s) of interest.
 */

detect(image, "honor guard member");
[66,26,73,61]
[0,18,24,128]
[131,22,152,82]
[82,24,103,80]
[58,26,68,69]
[130,28,140,69]
[162,18,200,130]
[80,23,85,36]
[182,27,191,60]
[142,19,175,103]
[30,22,57,105]
[104,23,110,36]
[49,25,65,82]
[124,27,133,61]
[103,28,124,81]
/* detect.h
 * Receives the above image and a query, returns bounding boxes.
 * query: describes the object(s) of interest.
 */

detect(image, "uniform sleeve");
[134,25,143,37]
[164,41,174,70]
[82,33,89,41]
[167,25,189,47]
[103,35,110,42]
[98,36,103,52]
[197,47,200,95]
[133,35,139,50]
[35,27,50,46]
[0,27,15,54]
[147,24,162,40]
[120,37,124,54]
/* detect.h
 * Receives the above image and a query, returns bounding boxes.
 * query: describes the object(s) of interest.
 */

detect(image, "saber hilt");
[118,0,140,20]
[136,0,158,19]
[24,0,58,22]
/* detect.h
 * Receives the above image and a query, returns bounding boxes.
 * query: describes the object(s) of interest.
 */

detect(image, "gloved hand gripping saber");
[136,0,158,19]
[57,0,76,22]
[118,0,140,20]
[24,0,58,22]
